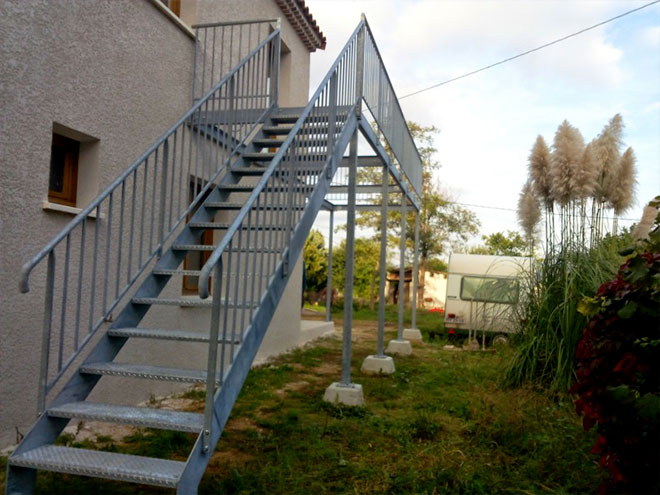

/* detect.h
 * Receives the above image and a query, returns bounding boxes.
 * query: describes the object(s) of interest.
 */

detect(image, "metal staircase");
[6,16,422,495]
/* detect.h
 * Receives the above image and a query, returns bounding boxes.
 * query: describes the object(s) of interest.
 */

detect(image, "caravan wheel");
[492,334,509,346]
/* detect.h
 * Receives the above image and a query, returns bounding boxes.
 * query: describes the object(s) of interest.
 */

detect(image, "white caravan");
[444,253,532,343]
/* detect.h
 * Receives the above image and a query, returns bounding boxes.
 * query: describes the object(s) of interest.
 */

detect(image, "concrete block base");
[386,339,413,356]
[361,355,395,375]
[323,382,365,406]
[403,328,423,341]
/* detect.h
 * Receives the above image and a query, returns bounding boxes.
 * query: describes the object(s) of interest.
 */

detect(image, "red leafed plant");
[572,205,660,494]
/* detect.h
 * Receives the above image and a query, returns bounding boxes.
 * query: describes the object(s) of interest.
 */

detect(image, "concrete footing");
[386,339,413,356]
[403,328,423,341]
[323,382,365,406]
[361,355,395,375]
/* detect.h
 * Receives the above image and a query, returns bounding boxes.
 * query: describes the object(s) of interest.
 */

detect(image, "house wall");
[0,0,315,448]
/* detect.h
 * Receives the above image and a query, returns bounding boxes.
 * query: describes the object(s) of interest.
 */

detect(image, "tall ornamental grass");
[507,114,637,391]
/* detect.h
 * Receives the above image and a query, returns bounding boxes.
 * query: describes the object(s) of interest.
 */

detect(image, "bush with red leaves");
[572,213,660,494]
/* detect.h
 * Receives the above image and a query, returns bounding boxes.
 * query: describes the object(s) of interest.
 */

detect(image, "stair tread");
[47,401,203,432]
[109,327,240,343]
[133,296,212,306]
[171,244,283,252]
[10,446,184,487]
[243,153,275,160]
[188,221,288,230]
[80,362,220,384]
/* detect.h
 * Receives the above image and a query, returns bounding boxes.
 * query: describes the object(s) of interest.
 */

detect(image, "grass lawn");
[1,312,603,494]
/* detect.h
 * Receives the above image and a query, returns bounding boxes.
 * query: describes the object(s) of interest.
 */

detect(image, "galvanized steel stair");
[7,106,343,494]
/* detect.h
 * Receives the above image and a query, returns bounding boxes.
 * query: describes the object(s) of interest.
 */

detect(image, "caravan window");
[460,276,519,304]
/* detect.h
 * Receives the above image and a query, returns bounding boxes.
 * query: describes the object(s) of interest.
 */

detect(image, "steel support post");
[325,209,334,322]
[376,165,389,356]
[396,199,407,340]
[411,209,421,329]
[340,128,359,386]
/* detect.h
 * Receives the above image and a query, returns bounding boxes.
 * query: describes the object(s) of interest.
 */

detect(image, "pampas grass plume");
[528,136,553,207]
[550,120,584,206]
[518,180,541,240]
[610,147,637,215]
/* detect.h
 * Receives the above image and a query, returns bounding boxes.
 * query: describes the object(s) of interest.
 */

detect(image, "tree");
[303,229,327,294]
[331,237,381,302]
[469,231,528,256]
[355,122,480,306]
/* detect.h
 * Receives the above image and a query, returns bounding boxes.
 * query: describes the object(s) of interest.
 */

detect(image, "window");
[48,133,79,206]
[159,0,181,17]
[460,276,519,304]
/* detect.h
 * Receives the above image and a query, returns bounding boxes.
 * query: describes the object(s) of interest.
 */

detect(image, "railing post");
[410,208,421,329]
[326,72,338,173]
[192,27,200,103]
[203,260,224,454]
[325,208,334,322]
[377,165,389,357]
[157,140,169,258]
[397,199,407,340]
[37,251,56,415]
[270,19,281,106]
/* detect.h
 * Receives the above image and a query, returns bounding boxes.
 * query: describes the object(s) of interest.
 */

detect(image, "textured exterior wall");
[0,0,316,448]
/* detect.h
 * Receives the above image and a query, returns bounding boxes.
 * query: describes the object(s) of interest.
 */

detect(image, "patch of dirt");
[315,361,341,376]
[225,417,264,433]
[155,397,204,413]
[63,420,137,444]
[208,448,255,475]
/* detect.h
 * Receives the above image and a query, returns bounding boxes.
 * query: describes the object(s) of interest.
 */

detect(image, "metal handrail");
[197,21,365,297]
[21,26,280,413]
[196,20,364,451]
[361,19,423,197]
[20,29,279,294]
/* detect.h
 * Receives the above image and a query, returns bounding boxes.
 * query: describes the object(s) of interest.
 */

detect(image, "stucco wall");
[0,0,315,448]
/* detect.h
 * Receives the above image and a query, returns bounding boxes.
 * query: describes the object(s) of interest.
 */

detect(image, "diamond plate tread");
[153,268,204,276]
[132,296,212,307]
[132,297,258,308]
[171,244,284,253]
[80,362,221,384]
[203,202,305,211]
[10,446,185,488]
[252,138,286,147]
[242,152,276,161]
[47,402,203,433]
[188,221,289,230]
[230,166,267,175]
[108,327,240,344]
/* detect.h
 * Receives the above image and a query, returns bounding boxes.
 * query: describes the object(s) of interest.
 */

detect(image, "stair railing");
[361,21,423,197]
[196,20,364,453]
[19,27,281,415]
[193,19,279,102]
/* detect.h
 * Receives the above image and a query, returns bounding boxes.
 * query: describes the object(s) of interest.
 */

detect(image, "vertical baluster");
[127,169,137,284]
[116,180,126,298]
[158,141,169,256]
[169,131,177,230]
[150,150,158,254]
[37,251,56,414]
[139,159,148,267]
[74,219,86,351]
[103,193,114,315]
[89,204,101,334]
[57,234,71,372]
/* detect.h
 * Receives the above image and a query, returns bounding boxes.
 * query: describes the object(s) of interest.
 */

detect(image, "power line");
[399,0,660,100]
[452,201,639,222]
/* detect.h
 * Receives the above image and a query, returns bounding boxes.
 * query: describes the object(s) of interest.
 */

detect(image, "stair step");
[243,152,276,161]
[253,138,286,147]
[132,297,258,308]
[171,244,284,253]
[80,362,220,384]
[189,221,289,230]
[108,327,240,343]
[47,402,203,433]
[9,446,185,488]
[203,202,305,211]
[230,166,267,176]
[153,268,205,276]
[262,125,331,136]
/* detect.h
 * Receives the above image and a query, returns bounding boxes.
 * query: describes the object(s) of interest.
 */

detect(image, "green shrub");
[571,211,660,493]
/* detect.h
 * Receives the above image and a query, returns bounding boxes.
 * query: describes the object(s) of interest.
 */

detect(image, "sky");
[305,0,660,254]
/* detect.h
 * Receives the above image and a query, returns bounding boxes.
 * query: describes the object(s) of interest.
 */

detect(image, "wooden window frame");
[48,133,79,207]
